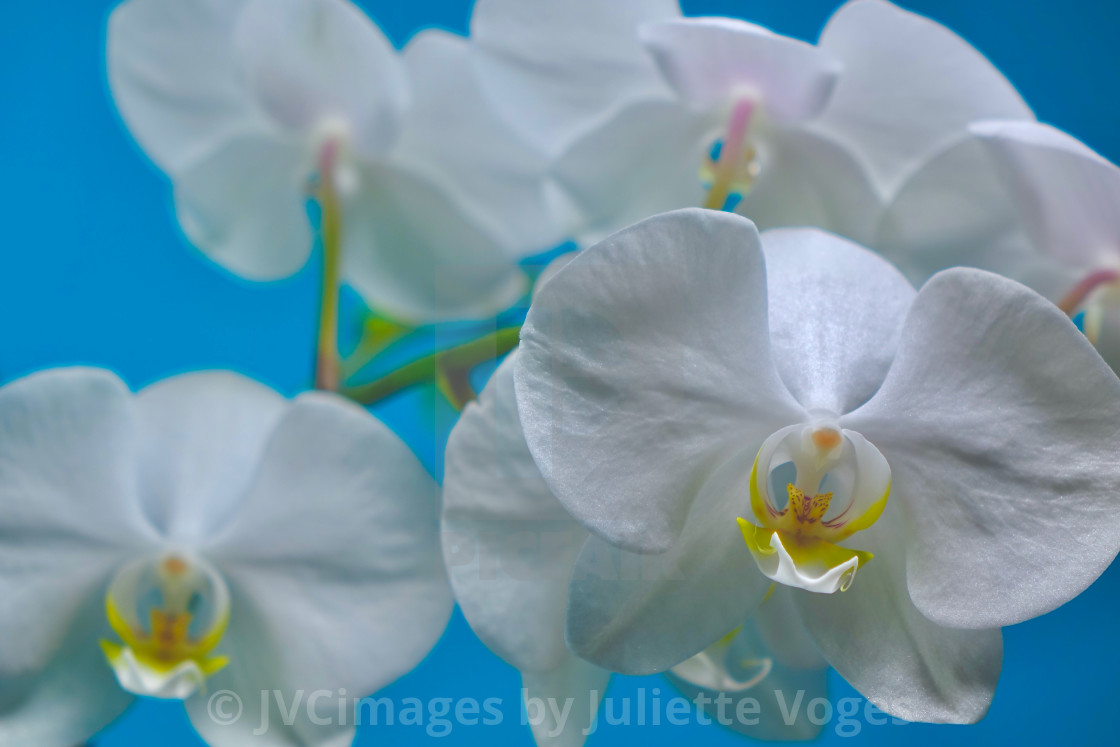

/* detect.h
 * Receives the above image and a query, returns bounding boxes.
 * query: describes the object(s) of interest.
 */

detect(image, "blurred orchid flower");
[471,0,1032,245]
[871,120,1120,366]
[108,0,560,326]
[443,349,827,745]
[513,208,1120,723]
[0,368,451,746]
[967,122,1120,368]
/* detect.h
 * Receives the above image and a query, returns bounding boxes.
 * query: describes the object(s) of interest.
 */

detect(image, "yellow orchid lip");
[739,519,872,594]
[100,553,231,699]
[742,420,891,593]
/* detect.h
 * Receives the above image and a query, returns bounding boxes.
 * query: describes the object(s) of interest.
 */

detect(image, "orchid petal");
[552,99,716,244]
[396,30,564,258]
[0,589,133,745]
[639,17,841,121]
[795,508,1002,723]
[135,371,287,546]
[233,0,407,158]
[762,228,915,414]
[517,209,802,553]
[971,119,1120,269]
[1090,299,1120,372]
[734,127,882,244]
[521,656,610,747]
[443,354,588,673]
[173,132,313,281]
[0,369,155,743]
[0,369,156,679]
[107,0,256,173]
[736,127,881,245]
[184,586,356,747]
[874,132,1067,293]
[470,0,680,155]
[845,268,1120,628]
[202,392,452,708]
[815,0,1032,193]
[342,163,529,323]
[563,440,774,674]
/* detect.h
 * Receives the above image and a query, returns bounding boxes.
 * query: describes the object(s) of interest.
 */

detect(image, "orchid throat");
[100,553,231,699]
[739,416,891,594]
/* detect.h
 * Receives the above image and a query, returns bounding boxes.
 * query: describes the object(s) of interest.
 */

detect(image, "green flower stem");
[340,315,413,382]
[343,326,522,407]
[314,140,343,392]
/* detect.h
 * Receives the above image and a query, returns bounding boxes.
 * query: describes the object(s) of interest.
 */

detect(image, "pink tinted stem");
[1058,268,1120,316]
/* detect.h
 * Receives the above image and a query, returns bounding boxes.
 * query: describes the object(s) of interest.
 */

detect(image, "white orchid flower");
[0,368,452,746]
[470,0,1031,246]
[513,208,1120,723]
[108,0,559,324]
[443,350,827,744]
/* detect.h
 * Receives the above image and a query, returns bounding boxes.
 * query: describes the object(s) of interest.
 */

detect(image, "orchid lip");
[670,625,774,693]
[740,419,891,594]
[100,552,231,699]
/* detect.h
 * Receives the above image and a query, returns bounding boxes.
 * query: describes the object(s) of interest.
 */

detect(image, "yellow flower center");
[737,420,891,594]
[100,553,230,699]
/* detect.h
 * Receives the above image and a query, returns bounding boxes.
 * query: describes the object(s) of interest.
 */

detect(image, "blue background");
[2,0,1118,744]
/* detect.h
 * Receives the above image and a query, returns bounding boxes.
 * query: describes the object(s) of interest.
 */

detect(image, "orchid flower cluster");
[5,0,1120,745]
